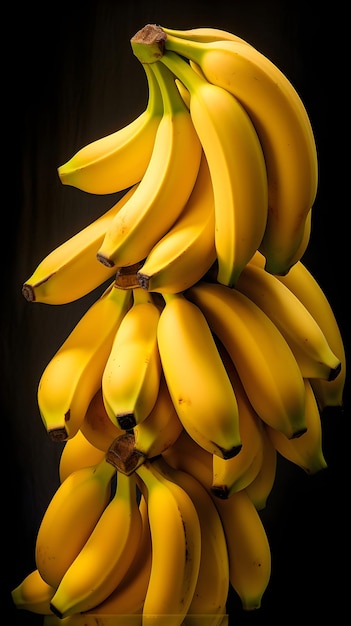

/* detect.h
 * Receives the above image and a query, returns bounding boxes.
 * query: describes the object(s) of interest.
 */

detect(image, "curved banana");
[136,459,201,626]
[58,63,163,194]
[79,386,123,452]
[265,379,328,475]
[11,568,55,615]
[163,32,318,275]
[37,283,132,440]
[235,262,342,381]
[136,150,216,294]
[186,281,307,439]
[102,288,162,430]
[96,59,202,268]
[161,25,250,44]
[58,429,106,483]
[162,427,213,492]
[244,423,278,511]
[35,457,116,588]
[277,260,346,409]
[158,46,269,287]
[213,489,271,610]
[50,471,142,618]
[157,292,242,459]
[21,185,138,305]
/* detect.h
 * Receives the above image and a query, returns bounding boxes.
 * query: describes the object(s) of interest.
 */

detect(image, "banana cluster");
[14,24,345,625]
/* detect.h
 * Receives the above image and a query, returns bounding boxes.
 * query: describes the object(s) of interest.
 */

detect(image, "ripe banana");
[102,288,162,430]
[235,262,342,381]
[157,292,242,458]
[11,568,55,615]
[136,150,216,294]
[163,31,318,275]
[96,58,202,268]
[58,62,163,194]
[158,46,269,287]
[161,25,250,44]
[58,429,106,483]
[50,471,143,618]
[21,185,138,305]
[136,459,201,626]
[162,427,213,493]
[244,423,278,511]
[186,281,307,439]
[79,386,123,452]
[37,282,132,440]
[35,457,116,588]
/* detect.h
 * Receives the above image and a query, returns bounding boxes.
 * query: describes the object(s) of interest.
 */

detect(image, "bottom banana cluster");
[12,250,345,625]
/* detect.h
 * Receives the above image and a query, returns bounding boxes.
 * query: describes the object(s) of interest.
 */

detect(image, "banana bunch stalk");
[13,23,345,624]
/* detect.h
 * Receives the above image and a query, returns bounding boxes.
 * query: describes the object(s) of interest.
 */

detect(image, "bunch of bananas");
[13,24,345,626]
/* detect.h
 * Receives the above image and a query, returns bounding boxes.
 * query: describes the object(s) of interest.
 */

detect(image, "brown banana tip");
[96,253,115,268]
[211,485,230,500]
[291,427,308,440]
[328,361,342,382]
[221,443,242,460]
[22,284,35,302]
[106,433,145,475]
[48,428,68,442]
[117,413,137,430]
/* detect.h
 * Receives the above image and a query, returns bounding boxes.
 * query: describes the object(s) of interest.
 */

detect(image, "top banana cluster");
[15,23,345,626]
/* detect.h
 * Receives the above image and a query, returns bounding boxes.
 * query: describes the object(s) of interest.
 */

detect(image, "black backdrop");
[4,1,349,624]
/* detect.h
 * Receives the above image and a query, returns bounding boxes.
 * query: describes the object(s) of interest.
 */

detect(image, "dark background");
[4,1,348,624]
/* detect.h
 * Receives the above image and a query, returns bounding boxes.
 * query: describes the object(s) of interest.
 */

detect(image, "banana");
[96,57,202,269]
[213,489,271,611]
[235,262,342,381]
[244,423,278,511]
[157,292,242,459]
[35,457,116,588]
[161,25,250,44]
[79,386,123,452]
[37,282,132,440]
[152,456,229,620]
[276,260,346,409]
[136,150,216,294]
[157,44,269,287]
[102,288,162,430]
[163,32,318,275]
[162,427,213,492]
[58,429,106,483]
[135,459,201,626]
[265,379,328,475]
[58,62,163,194]
[186,281,307,439]
[21,185,138,305]
[49,471,142,618]
[11,568,55,615]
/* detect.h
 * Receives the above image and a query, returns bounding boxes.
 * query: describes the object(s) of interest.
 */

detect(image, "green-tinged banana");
[102,288,162,430]
[213,489,271,611]
[157,45,269,287]
[11,568,55,615]
[153,456,230,620]
[96,58,202,269]
[136,459,201,626]
[21,185,138,305]
[59,429,106,483]
[157,292,242,458]
[136,150,216,294]
[37,283,132,440]
[80,386,124,452]
[35,457,116,588]
[162,427,213,492]
[161,25,250,44]
[58,63,163,194]
[236,262,342,381]
[244,423,277,511]
[186,281,307,439]
[163,32,318,275]
[265,379,327,474]
[276,259,346,409]
[50,471,142,618]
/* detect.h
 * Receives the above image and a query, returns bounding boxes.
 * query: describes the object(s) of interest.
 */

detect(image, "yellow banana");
[136,459,201,626]
[265,379,328,475]
[213,489,271,611]
[96,58,202,269]
[277,260,346,409]
[136,150,216,294]
[158,45,269,287]
[162,427,213,493]
[58,63,163,194]
[11,568,55,615]
[163,31,318,275]
[102,288,162,430]
[235,262,342,381]
[58,429,106,483]
[161,25,250,44]
[244,423,278,511]
[21,185,137,305]
[79,386,123,452]
[50,471,142,618]
[186,281,307,439]
[37,282,132,440]
[157,292,242,459]
[35,457,116,588]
